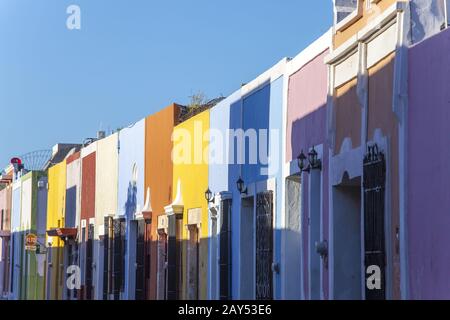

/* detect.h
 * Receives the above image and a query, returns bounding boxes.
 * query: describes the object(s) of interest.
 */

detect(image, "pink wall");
[287,50,329,299]
[408,28,450,299]
[286,50,329,162]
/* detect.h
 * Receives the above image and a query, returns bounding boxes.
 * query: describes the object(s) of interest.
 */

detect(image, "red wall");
[81,152,96,221]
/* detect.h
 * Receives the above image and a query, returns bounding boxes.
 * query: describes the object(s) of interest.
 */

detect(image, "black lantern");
[297,150,307,172]
[236,177,247,195]
[205,188,214,203]
[297,146,322,173]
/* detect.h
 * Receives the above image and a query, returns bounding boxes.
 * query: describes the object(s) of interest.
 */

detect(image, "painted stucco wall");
[81,144,97,223]
[94,133,118,300]
[0,183,11,231]
[0,182,12,296]
[229,74,285,299]
[19,171,47,300]
[19,174,32,300]
[118,120,145,219]
[145,104,179,300]
[46,161,66,300]
[367,52,401,299]
[407,28,450,299]
[334,0,398,48]
[172,110,210,300]
[334,79,361,154]
[117,119,145,299]
[66,152,81,229]
[95,133,118,234]
[208,90,240,300]
[287,50,329,162]
[209,91,240,194]
[287,49,330,299]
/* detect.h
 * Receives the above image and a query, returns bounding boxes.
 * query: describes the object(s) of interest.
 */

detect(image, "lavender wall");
[408,28,450,299]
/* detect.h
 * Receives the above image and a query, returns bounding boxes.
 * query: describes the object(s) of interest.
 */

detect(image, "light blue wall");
[207,90,241,299]
[117,119,145,300]
[269,76,284,299]
[118,119,145,219]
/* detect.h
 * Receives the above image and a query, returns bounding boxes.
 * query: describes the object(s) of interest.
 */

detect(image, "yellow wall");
[46,161,66,300]
[172,110,209,300]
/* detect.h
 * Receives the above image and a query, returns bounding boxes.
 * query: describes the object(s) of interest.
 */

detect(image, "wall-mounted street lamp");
[205,188,214,204]
[236,177,248,195]
[297,146,322,173]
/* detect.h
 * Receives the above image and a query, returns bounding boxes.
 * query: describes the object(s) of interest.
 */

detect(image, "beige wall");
[334,0,399,48]
[95,133,119,239]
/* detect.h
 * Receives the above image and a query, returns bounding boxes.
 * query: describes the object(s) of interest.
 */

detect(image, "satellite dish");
[19,150,52,171]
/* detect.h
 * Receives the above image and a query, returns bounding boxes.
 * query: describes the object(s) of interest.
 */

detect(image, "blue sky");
[0,0,332,167]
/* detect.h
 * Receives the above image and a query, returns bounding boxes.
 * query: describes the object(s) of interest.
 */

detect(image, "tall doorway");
[135,220,146,300]
[240,196,254,299]
[332,175,362,300]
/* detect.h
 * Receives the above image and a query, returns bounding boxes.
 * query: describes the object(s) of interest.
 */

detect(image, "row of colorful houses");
[1,0,450,300]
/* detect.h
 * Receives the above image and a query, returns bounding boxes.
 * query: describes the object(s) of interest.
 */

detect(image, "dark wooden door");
[85,224,94,300]
[157,232,168,300]
[135,220,146,300]
[187,225,199,300]
[113,218,126,300]
[363,145,387,300]
[219,199,232,300]
[256,191,273,300]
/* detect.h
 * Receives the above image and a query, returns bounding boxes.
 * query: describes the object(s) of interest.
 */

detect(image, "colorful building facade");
[46,160,67,300]
[0,167,13,298]
[145,104,181,300]
[17,171,48,300]
[116,120,145,300]
[2,1,450,301]
[207,90,241,300]
[79,142,97,300]
[407,26,450,299]
[228,59,287,300]
[166,110,210,300]
[284,31,331,300]
[95,132,118,300]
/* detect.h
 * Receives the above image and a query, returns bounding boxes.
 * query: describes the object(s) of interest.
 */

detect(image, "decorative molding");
[326,1,405,65]
[335,0,364,33]
[164,179,184,216]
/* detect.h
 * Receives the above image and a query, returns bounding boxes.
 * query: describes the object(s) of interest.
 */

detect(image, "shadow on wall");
[53,230,306,301]
[65,186,77,228]
[125,182,137,219]
[290,105,327,160]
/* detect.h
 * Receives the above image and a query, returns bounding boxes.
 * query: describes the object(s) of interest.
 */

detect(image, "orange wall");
[367,53,400,299]
[144,103,180,300]
[334,79,361,154]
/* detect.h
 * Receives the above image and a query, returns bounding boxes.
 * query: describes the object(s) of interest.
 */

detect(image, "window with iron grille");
[85,223,94,300]
[363,144,386,300]
[113,218,126,299]
[256,191,274,300]
[103,216,113,300]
